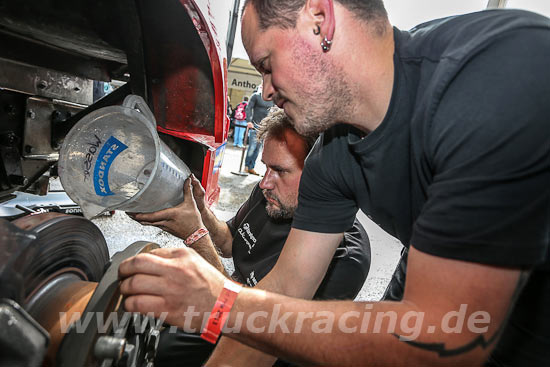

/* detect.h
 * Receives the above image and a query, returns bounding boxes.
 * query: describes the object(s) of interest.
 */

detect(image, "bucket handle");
[122,95,157,127]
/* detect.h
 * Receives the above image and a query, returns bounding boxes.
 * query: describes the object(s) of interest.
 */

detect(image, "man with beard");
[120,1,549,366]
[130,108,371,367]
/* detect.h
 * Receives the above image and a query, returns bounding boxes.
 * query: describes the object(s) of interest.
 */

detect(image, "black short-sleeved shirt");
[293,10,550,366]
[227,184,371,300]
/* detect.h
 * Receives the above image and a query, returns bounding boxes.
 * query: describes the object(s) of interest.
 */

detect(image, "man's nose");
[262,74,274,101]
[259,169,274,189]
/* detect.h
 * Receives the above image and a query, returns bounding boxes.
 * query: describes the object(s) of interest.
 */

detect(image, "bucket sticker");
[93,136,128,196]
[213,143,226,174]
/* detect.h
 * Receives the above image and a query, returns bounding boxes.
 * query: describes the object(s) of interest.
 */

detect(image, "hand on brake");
[119,246,225,331]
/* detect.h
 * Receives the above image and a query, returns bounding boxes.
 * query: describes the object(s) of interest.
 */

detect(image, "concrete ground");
[92,142,402,301]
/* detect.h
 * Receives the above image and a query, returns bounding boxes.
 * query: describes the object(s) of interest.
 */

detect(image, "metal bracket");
[23,97,85,160]
[0,58,93,105]
[0,298,49,367]
[51,82,131,147]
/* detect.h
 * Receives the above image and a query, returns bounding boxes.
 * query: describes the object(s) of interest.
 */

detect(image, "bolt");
[0,133,18,146]
[5,133,16,145]
[73,86,81,92]
[52,110,72,124]
[94,336,126,361]
[4,104,16,116]
[25,145,34,154]
[9,175,28,186]
[146,329,160,354]
[51,110,62,121]
[27,110,36,119]
[37,80,47,90]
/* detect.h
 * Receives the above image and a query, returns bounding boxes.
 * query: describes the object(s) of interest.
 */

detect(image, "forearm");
[191,230,283,366]
[120,236,524,367]
[206,246,332,366]
[205,274,285,367]
[206,230,340,366]
[214,248,525,367]
[205,338,277,366]
[221,290,499,366]
[200,208,233,257]
[190,236,227,275]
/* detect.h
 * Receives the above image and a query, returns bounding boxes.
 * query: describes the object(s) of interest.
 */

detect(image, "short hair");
[257,107,317,153]
[243,0,387,31]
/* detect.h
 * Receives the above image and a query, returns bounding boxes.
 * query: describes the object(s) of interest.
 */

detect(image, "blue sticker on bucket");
[93,136,128,196]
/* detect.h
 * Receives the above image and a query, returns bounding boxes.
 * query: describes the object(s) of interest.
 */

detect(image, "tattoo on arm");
[392,332,501,357]
[393,270,531,357]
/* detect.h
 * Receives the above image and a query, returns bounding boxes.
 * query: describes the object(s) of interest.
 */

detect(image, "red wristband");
[201,279,243,344]
[184,227,209,246]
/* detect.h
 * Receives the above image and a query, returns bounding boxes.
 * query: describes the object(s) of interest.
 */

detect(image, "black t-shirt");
[227,184,371,300]
[293,10,550,366]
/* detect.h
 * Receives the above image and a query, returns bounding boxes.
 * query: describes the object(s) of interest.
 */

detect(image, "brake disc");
[1,213,162,367]
[0,213,110,366]
[0,213,108,316]
[22,214,109,309]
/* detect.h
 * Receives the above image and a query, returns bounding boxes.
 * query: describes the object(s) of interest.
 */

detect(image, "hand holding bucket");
[59,95,191,218]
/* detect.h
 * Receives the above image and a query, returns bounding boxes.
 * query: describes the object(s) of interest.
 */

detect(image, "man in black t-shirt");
[131,108,371,367]
[120,2,549,366]
[226,184,370,297]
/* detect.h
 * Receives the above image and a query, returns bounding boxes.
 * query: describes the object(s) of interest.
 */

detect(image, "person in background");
[227,96,232,122]
[233,96,249,148]
[244,85,274,175]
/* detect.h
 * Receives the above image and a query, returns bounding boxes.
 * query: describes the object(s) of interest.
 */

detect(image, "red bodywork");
[145,0,229,206]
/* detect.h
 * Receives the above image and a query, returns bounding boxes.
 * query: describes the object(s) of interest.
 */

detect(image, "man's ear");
[305,0,335,43]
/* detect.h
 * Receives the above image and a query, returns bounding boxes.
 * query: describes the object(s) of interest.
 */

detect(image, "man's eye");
[260,63,270,75]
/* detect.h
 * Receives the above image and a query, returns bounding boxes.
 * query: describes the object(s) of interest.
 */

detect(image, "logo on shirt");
[246,271,258,287]
[237,222,257,254]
